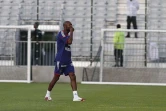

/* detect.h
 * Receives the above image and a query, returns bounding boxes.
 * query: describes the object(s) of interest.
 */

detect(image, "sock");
[45,90,51,97]
[73,91,78,98]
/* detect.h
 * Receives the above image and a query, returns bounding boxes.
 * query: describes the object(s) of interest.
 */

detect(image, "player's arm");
[67,27,74,45]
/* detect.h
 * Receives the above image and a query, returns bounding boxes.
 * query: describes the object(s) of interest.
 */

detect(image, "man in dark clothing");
[32,22,44,65]
[126,0,139,38]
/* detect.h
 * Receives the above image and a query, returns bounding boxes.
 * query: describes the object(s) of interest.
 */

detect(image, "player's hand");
[70,27,74,32]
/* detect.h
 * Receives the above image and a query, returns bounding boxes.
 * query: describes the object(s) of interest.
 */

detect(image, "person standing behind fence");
[126,0,139,38]
[32,22,43,65]
[113,24,125,67]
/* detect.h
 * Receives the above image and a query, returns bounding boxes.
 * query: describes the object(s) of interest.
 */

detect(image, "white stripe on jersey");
[61,31,70,37]
[57,61,60,69]
[61,31,65,37]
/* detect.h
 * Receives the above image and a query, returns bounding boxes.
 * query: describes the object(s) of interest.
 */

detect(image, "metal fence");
[1,39,166,68]
[0,41,99,67]
[101,29,166,69]
[1,29,166,69]
[16,41,57,66]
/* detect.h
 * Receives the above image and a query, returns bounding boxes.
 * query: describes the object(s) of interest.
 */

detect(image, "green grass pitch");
[0,83,166,111]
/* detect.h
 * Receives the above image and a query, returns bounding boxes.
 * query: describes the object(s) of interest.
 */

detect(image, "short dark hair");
[63,21,71,27]
[34,22,39,26]
[117,24,121,28]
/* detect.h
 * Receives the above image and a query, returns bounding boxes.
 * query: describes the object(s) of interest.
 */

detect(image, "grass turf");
[0,83,166,111]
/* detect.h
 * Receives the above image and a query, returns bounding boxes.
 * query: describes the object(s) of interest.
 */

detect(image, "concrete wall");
[103,68,166,83]
[0,66,83,83]
[32,66,83,83]
[1,66,166,83]
[84,67,166,83]
[0,66,27,80]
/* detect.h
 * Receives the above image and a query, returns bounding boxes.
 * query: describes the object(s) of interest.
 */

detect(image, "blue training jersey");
[55,31,72,64]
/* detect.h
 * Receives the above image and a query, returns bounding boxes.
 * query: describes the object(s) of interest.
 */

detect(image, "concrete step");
[82,67,166,83]
[102,68,166,82]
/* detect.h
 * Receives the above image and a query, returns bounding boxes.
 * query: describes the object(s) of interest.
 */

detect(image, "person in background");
[113,24,125,67]
[126,0,139,38]
[32,22,44,65]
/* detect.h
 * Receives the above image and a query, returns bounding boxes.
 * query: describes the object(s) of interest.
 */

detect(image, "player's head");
[63,21,72,32]
[117,24,121,29]
[34,22,39,29]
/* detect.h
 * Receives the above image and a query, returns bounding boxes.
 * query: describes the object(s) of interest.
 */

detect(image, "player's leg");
[65,63,84,101]
[45,74,60,101]
[48,74,60,91]
[68,72,77,91]
[68,73,84,101]
[45,61,62,101]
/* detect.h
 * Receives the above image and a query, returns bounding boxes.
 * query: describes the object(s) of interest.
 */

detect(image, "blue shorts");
[54,61,75,76]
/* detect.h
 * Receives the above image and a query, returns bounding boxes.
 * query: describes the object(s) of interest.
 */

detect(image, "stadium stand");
[147,0,166,63]
[103,0,146,67]
[0,0,20,55]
